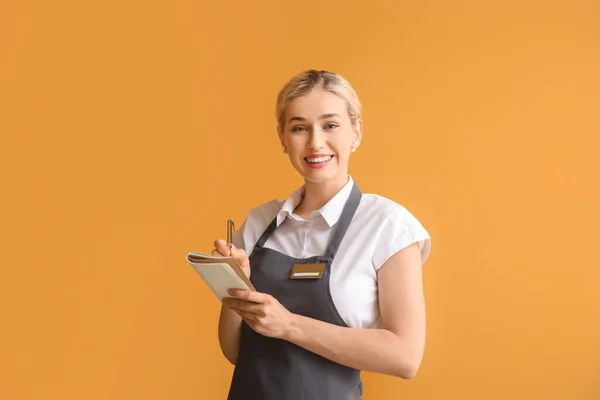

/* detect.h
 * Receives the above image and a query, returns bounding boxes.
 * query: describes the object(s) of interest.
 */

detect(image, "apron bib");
[227,183,364,400]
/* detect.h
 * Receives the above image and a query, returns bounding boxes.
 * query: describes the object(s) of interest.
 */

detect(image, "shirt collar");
[276,176,355,228]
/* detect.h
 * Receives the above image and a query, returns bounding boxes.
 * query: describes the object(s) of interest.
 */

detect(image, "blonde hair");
[275,69,362,134]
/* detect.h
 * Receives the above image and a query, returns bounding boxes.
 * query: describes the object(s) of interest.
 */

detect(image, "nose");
[308,129,325,150]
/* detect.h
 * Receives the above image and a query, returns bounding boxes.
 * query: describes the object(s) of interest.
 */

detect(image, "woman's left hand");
[222,289,294,340]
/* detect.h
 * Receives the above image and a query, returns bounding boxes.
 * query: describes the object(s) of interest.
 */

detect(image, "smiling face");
[279,89,362,186]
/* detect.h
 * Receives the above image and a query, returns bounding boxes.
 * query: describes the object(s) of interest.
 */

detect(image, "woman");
[212,69,431,400]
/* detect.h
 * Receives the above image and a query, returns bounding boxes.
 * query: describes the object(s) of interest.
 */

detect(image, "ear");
[351,118,363,151]
[278,127,287,153]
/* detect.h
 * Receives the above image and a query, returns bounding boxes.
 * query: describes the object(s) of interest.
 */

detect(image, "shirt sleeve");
[372,209,432,271]
[231,219,247,253]
[230,199,281,257]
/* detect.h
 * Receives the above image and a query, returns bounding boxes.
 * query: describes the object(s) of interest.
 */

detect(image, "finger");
[241,317,258,331]
[229,247,250,269]
[211,247,232,257]
[213,239,230,256]
[228,289,271,303]
[234,309,257,322]
[225,298,264,314]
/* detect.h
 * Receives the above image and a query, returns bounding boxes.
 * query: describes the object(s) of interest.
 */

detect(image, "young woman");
[212,69,432,400]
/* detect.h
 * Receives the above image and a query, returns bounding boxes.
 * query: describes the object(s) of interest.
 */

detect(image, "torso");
[233,189,431,330]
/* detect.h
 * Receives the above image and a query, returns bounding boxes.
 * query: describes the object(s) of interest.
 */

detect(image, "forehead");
[285,90,347,120]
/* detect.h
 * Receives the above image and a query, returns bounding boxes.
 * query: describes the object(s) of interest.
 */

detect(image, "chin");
[301,169,343,184]
[290,156,347,183]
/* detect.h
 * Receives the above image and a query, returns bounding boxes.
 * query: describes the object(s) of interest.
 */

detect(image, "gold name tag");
[289,263,326,279]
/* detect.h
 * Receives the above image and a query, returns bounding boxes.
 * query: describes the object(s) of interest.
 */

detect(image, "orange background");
[1,0,599,399]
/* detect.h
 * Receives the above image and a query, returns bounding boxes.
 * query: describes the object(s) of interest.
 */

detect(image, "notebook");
[186,252,256,301]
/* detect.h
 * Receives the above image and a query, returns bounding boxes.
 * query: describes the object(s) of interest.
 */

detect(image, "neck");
[294,174,349,218]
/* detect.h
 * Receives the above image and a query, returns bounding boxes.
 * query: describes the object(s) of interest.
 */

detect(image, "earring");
[282,146,286,152]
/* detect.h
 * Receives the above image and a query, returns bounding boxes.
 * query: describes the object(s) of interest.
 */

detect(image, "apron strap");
[324,182,362,259]
[253,182,363,258]
[254,217,278,250]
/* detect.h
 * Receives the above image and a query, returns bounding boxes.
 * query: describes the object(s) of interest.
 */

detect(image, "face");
[279,89,362,185]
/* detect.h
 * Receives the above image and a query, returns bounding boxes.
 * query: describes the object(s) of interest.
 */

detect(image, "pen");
[227,219,235,256]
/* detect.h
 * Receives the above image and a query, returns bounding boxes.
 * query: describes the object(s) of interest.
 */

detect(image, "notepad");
[186,252,256,301]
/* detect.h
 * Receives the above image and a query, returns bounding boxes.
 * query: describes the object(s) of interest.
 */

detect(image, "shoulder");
[359,193,422,224]
[245,198,282,224]
[232,198,283,255]
[357,193,432,267]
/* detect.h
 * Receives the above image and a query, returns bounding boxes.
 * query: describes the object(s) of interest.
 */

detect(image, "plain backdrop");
[1,0,599,399]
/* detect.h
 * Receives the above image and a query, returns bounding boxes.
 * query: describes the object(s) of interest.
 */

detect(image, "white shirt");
[232,176,431,329]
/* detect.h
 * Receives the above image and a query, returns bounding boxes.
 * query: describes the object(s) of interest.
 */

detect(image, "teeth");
[306,156,333,163]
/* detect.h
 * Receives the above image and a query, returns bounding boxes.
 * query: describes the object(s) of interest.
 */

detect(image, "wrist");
[284,312,303,342]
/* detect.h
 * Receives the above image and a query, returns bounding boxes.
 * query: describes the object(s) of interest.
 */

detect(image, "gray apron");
[227,182,364,400]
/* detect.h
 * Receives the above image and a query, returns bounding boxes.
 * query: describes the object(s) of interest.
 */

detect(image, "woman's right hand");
[212,239,251,279]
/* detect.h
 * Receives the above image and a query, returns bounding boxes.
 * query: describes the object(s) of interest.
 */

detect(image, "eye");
[291,125,307,132]
[324,123,339,130]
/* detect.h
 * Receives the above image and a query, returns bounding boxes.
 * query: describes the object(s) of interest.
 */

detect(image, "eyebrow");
[287,113,341,123]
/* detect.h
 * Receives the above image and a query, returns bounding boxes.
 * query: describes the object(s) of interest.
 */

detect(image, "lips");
[305,155,333,163]
[304,154,334,169]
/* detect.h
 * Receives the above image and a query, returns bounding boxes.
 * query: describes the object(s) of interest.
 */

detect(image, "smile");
[304,155,334,169]
[305,155,333,163]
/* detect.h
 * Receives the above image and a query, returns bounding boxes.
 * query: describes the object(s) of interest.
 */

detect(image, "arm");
[285,242,426,378]
[224,242,427,378]
[218,302,243,365]
[214,233,251,365]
